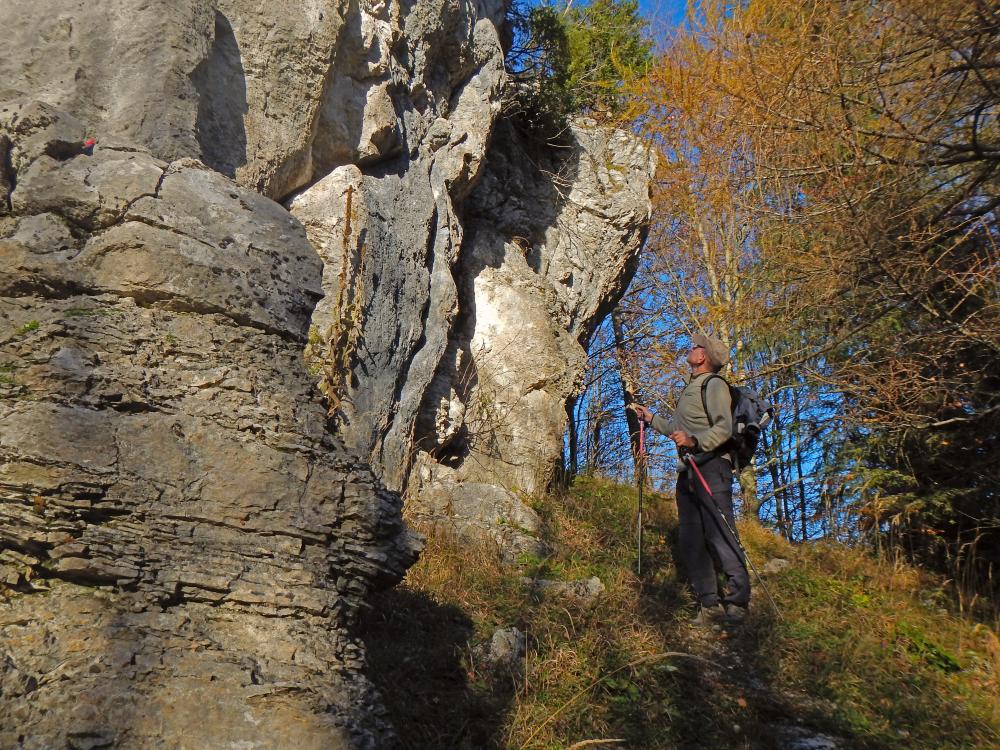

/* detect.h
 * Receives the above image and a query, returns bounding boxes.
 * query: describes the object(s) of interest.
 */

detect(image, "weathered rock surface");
[1,102,418,749]
[373,117,652,555]
[0,0,216,168]
[291,108,652,542]
[288,2,507,495]
[437,118,655,494]
[291,107,652,564]
[0,0,653,565]
[1,0,654,743]
[474,626,526,671]
[410,481,549,563]
[0,0,506,201]
[764,557,791,575]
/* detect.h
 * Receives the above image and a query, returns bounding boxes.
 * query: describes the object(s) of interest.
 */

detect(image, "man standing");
[632,334,750,626]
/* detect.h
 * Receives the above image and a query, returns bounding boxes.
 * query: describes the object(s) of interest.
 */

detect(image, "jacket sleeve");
[694,377,732,452]
[649,412,675,436]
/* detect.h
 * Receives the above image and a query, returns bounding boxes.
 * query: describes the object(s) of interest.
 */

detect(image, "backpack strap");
[700,373,738,466]
[700,373,726,427]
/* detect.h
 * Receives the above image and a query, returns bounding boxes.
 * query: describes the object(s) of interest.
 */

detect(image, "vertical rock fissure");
[0,134,14,214]
[191,10,248,179]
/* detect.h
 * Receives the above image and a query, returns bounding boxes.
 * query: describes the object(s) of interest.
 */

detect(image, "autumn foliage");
[587,0,999,602]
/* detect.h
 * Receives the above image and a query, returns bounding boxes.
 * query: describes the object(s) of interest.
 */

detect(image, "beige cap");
[692,333,730,368]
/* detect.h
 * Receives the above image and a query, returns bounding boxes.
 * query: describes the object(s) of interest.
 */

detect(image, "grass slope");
[359,476,1000,749]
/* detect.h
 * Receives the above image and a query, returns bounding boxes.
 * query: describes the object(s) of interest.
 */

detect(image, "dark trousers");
[676,456,750,608]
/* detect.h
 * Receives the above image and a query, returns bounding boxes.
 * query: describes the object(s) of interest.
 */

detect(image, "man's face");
[687,344,706,369]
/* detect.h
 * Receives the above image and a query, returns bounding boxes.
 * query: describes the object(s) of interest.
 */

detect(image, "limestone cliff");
[0,1,653,747]
[284,2,654,553]
[0,100,418,750]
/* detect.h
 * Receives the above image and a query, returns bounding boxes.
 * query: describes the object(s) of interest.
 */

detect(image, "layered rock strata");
[0,101,417,749]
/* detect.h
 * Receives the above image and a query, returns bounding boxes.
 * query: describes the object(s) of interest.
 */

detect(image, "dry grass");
[358,476,1000,749]
[766,537,1000,744]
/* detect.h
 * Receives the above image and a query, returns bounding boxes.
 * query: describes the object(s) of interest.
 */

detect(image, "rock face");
[287,0,508,493]
[0,0,506,202]
[288,37,653,555]
[397,119,654,557]
[0,0,653,746]
[293,115,653,548]
[437,118,654,493]
[0,102,417,749]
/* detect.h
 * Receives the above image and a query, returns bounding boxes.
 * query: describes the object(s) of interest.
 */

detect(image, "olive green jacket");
[649,372,733,469]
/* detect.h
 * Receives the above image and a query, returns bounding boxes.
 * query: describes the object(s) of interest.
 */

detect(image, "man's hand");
[669,430,696,449]
[629,403,653,424]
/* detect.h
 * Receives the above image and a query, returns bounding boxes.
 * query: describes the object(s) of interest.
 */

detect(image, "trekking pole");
[636,418,645,577]
[683,454,783,622]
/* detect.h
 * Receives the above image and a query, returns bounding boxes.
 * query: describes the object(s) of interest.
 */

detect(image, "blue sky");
[638,0,688,27]
[529,1,690,30]
[637,0,689,47]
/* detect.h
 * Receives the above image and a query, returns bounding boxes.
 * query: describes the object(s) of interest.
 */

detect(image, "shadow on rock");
[192,11,248,178]
[359,587,514,750]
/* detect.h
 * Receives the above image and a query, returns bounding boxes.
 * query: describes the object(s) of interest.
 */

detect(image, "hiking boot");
[723,603,748,624]
[689,603,725,627]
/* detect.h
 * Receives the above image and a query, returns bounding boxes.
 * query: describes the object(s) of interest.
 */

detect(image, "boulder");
[474,626,527,671]
[411,482,549,563]
[763,558,791,575]
[523,576,607,609]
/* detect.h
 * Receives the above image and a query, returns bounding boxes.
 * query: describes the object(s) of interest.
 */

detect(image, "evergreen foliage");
[504,1,652,136]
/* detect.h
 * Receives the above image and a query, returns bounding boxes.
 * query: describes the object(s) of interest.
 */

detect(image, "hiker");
[631,333,750,627]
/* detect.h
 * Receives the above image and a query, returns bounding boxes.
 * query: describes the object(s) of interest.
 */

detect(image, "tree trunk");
[738,464,760,519]
[611,309,643,468]
[566,394,580,482]
[793,389,809,540]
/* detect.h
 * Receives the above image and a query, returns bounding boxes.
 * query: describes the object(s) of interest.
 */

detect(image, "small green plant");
[0,363,29,400]
[896,622,962,673]
[13,320,39,336]
[0,363,17,385]
[304,325,323,376]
